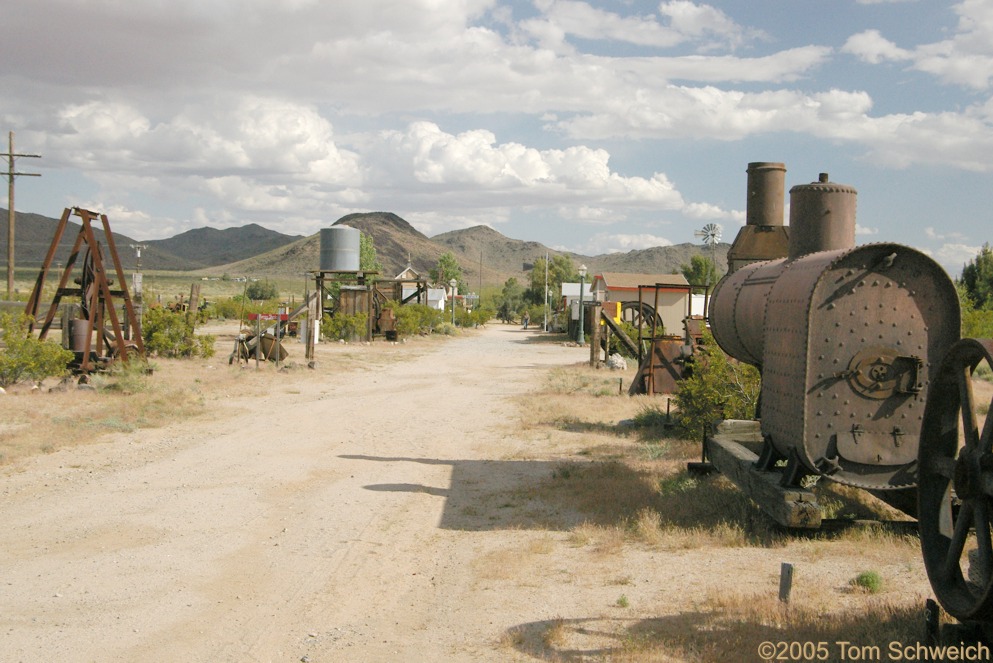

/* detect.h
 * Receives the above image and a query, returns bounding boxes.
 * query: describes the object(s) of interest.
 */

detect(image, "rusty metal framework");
[628,282,696,395]
[24,207,144,372]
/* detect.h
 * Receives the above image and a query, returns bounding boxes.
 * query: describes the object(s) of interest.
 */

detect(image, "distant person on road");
[523,312,530,329]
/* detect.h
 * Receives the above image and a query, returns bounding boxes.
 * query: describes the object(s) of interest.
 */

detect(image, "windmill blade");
[698,223,722,246]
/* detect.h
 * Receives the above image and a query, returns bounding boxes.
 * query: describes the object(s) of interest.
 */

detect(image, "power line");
[2,131,42,300]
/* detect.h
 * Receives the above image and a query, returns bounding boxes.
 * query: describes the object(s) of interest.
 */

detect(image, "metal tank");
[710,171,960,490]
[320,226,361,272]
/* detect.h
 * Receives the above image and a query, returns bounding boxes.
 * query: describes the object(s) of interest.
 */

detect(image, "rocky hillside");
[4,207,728,289]
[145,223,303,269]
[0,207,299,272]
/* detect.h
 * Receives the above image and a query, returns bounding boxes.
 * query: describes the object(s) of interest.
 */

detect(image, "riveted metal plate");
[760,243,960,489]
[710,258,787,366]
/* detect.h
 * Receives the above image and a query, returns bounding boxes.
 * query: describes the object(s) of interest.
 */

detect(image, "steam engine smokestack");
[725,162,790,273]
[745,162,786,227]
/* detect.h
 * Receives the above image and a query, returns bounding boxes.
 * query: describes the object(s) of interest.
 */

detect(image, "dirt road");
[0,325,598,662]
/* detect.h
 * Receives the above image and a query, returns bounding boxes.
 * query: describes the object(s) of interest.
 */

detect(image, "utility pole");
[3,131,41,300]
[129,244,148,319]
[129,243,148,271]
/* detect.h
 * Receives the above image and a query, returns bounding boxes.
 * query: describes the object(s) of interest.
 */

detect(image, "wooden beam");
[598,309,639,357]
[708,421,822,529]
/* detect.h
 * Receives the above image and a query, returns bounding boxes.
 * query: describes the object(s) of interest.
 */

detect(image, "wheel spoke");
[959,364,980,451]
[921,340,993,623]
[973,499,993,587]
[981,393,993,455]
[939,483,955,538]
[929,455,957,480]
[944,501,975,581]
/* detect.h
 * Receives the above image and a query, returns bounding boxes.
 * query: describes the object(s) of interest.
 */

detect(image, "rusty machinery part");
[620,301,662,331]
[710,257,787,366]
[726,162,790,274]
[712,242,960,491]
[919,338,993,634]
[787,174,858,260]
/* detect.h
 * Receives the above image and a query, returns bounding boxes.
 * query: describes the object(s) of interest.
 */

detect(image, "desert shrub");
[321,312,368,341]
[245,280,278,301]
[471,306,495,327]
[455,306,494,328]
[672,330,760,438]
[206,297,244,320]
[91,359,153,394]
[850,570,884,593]
[141,306,216,358]
[0,312,75,387]
[393,304,445,336]
[961,300,993,338]
[435,322,458,336]
[633,401,674,430]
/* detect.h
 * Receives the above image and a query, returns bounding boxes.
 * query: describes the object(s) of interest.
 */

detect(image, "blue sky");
[1,0,991,277]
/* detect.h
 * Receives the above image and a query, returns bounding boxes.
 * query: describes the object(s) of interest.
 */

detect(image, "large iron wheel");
[919,338,993,630]
[621,302,662,332]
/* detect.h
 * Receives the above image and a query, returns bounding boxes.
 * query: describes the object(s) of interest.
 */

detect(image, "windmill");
[693,223,722,286]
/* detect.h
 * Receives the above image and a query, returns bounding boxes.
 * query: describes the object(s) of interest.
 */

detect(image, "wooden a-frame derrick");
[24,207,144,372]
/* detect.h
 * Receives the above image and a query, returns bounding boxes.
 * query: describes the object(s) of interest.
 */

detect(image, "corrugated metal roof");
[593,272,689,289]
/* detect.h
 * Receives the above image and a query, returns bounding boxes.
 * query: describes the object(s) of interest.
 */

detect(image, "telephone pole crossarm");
[3,131,42,300]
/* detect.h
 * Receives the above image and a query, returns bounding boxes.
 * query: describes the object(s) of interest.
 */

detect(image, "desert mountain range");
[0,208,728,288]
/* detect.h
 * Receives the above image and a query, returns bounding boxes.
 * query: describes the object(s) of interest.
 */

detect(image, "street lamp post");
[577,264,587,345]
[449,278,457,326]
[543,252,548,332]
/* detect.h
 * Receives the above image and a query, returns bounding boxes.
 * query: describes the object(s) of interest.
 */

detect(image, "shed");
[560,282,594,310]
[394,263,429,306]
[426,288,448,311]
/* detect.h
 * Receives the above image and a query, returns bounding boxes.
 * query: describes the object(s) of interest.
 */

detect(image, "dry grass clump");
[502,594,933,663]
[520,456,783,549]
[619,594,927,663]
[517,365,643,433]
[519,362,918,553]
[0,359,208,464]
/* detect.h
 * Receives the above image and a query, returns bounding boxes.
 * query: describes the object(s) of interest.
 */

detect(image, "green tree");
[0,313,75,387]
[496,277,525,323]
[359,232,383,274]
[681,254,720,290]
[526,254,579,306]
[245,280,278,301]
[430,251,467,292]
[959,243,993,309]
[959,283,993,338]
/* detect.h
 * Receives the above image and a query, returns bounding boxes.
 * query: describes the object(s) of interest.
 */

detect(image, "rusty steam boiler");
[705,163,993,637]
[710,167,960,492]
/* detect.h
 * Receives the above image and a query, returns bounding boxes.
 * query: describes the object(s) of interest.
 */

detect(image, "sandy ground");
[0,324,935,663]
